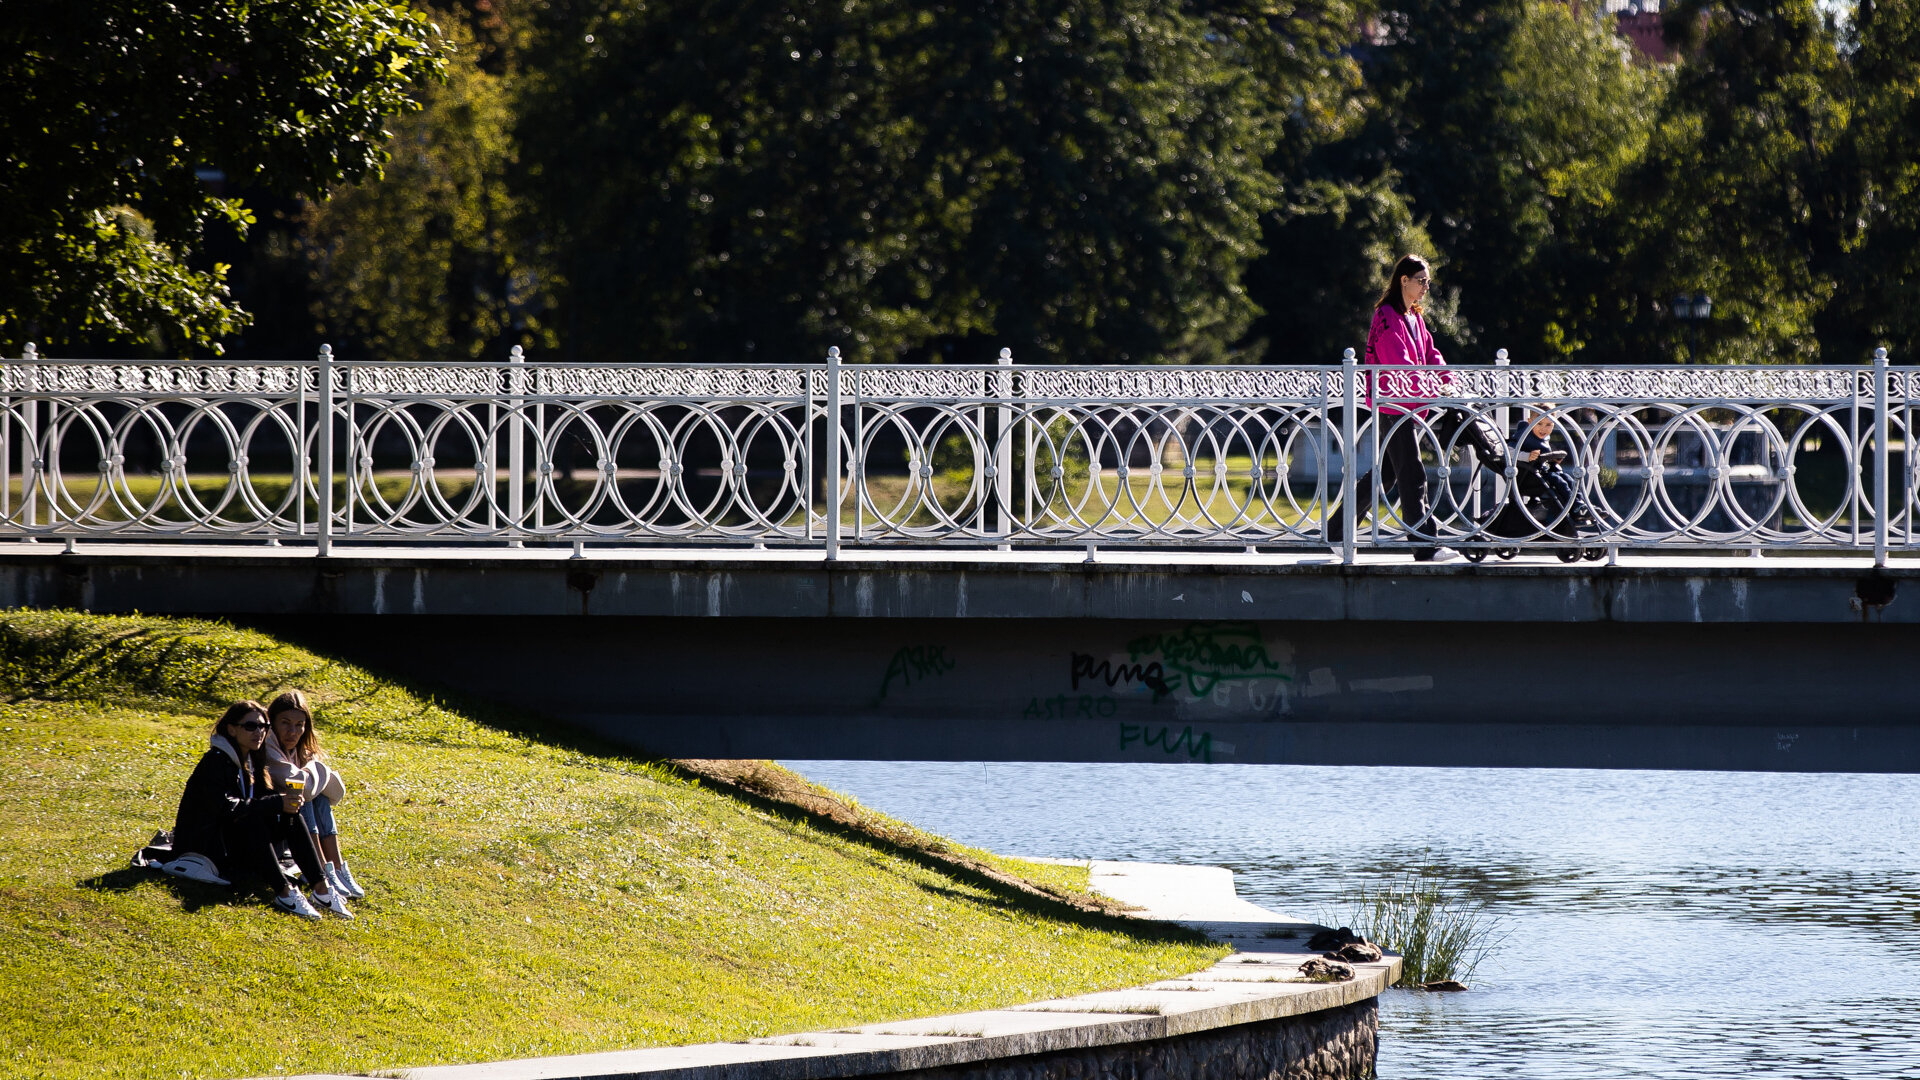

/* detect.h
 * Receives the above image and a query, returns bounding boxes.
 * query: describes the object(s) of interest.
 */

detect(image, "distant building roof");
[1588,0,1677,63]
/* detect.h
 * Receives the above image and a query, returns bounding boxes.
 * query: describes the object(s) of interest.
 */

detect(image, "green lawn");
[0,611,1222,1080]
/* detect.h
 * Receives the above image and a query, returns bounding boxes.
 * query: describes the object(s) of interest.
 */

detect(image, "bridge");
[1,345,1915,771]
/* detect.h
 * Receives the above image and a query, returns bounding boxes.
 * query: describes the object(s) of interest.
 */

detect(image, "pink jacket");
[1363,304,1449,416]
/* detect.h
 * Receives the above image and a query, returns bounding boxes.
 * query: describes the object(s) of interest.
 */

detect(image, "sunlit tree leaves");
[0,0,446,355]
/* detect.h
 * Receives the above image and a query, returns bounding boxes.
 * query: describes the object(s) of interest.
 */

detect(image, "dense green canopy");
[9,0,1920,365]
[0,0,444,355]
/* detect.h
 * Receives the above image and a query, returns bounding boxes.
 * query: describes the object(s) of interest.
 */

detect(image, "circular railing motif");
[0,356,1907,553]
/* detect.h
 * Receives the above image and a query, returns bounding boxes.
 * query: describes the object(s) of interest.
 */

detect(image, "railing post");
[508,344,526,547]
[825,346,842,561]
[995,348,1014,549]
[18,342,38,533]
[1492,348,1511,520]
[1874,346,1890,567]
[1341,347,1358,565]
[317,344,335,556]
[4,343,24,526]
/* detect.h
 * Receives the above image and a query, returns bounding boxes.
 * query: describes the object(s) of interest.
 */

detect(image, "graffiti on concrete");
[1071,653,1173,700]
[1024,694,1121,720]
[878,644,956,699]
[1119,723,1216,762]
[1126,622,1290,697]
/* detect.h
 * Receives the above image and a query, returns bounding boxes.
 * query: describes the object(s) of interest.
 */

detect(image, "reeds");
[1323,873,1504,987]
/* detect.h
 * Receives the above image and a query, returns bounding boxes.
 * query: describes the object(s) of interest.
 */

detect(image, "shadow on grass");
[0,618,316,708]
[78,866,262,914]
[9,610,1208,949]
[654,769,1211,948]
[244,617,1212,950]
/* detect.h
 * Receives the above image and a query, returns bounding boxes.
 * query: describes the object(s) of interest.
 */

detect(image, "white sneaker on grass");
[274,890,322,920]
[311,889,355,920]
[331,862,367,900]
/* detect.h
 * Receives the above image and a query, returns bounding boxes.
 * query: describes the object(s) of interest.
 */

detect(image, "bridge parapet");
[1,546,1912,770]
[1,344,1911,562]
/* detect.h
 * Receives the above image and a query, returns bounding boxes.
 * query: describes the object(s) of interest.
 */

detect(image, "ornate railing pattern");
[0,344,1909,564]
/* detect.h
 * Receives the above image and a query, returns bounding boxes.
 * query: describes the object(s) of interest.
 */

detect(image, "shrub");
[1322,873,1504,987]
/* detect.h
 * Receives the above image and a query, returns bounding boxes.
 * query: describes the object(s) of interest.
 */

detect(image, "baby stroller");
[1457,427,1605,563]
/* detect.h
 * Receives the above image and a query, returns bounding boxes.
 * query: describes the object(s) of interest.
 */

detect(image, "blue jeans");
[299,794,338,839]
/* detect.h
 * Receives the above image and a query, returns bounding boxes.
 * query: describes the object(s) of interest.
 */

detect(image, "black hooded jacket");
[170,736,283,873]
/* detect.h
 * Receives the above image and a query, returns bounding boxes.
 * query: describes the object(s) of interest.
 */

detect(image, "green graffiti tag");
[1023,694,1121,720]
[1119,723,1215,763]
[878,644,956,699]
[1126,622,1289,697]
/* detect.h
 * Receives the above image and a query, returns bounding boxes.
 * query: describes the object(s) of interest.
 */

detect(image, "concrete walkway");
[275,861,1397,1080]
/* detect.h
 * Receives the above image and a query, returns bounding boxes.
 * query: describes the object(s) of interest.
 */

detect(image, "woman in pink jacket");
[1359,254,1460,562]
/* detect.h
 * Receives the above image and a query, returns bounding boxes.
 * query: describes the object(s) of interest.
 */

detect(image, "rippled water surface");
[781,763,1920,1079]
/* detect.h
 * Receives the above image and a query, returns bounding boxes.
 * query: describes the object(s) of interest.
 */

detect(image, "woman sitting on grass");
[264,689,366,899]
[170,700,354,920]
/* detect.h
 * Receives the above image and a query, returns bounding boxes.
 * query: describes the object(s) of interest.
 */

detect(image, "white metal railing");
[0,343,1910,565]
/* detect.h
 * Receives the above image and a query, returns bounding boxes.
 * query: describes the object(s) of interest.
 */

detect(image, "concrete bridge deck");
[4,544,1914,772]
[0,541,1909,624]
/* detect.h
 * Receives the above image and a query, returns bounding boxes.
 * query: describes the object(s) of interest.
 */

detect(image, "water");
[780,763,1920,1078]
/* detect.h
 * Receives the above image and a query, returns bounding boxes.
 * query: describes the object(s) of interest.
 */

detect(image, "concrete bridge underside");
[4,547,1915,772]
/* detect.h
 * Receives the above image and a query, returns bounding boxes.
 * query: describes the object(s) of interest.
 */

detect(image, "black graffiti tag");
[1070,652,1173,700]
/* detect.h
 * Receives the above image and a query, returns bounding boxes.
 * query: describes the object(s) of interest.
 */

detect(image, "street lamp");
[1672,291,1712,362]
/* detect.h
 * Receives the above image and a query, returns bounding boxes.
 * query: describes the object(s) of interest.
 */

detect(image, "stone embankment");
[276,860,1397,1080]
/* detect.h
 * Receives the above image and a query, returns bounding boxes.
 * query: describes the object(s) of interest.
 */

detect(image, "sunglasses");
[233,720,268,732]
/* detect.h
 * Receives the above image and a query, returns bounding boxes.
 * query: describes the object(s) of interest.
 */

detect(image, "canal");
[783,762,1920,1078]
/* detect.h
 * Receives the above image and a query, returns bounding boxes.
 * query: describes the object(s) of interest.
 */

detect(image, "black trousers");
[224,809,328,892]
[1378,418,1432,539]
[1332,415,1432,543]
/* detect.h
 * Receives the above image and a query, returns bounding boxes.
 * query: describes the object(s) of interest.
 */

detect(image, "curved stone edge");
[269,861,1396,1080]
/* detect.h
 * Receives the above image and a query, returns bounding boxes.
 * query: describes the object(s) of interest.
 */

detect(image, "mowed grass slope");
[0,611,1222,1080]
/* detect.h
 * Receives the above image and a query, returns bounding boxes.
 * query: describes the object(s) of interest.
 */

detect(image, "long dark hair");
[212,699,269,770]
[1375,254,1431,316]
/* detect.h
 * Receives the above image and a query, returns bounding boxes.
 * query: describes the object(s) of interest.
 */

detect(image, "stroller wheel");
[1495,547,1518,561]
[1463,548,1488,563]
[1582,547,1607,562]
[1556,548,1583,564]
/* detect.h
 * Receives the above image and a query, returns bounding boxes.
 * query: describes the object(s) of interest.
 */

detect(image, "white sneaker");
[274,890,322,920]
[1418,546,1464,564]
[311,889,355,920]
[332,862,367,900]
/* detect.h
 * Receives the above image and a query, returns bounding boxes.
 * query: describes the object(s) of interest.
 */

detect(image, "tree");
[1242,0,1666,363]
[1490,0,1669,362]
[1832,0,1920,363]
[1602,0,1856,364]
[304,6,555,362]
[517,0,1295,364]
[0,1,446,355]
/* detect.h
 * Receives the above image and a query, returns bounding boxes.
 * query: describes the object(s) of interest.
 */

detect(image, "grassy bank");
[0,611,1223,1080]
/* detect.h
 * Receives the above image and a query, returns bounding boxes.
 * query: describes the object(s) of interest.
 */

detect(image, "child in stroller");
[1462,406,1604,563]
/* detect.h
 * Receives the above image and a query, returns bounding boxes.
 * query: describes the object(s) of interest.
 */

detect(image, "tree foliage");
[517,0,1305,364]
[17,0,1920,366]
[1247,0,1667,364]
[1827,0,1920,363]
[0,0,445,355]
[1613,0,1855,363]
[303,8,554,361]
